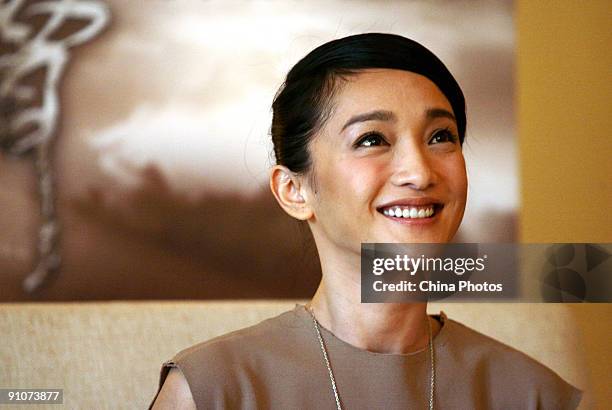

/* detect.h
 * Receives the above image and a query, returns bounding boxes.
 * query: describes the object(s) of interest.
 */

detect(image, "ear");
[269,165,313,221]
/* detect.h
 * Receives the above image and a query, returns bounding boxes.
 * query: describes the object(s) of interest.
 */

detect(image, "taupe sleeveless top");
[151,304,582,409]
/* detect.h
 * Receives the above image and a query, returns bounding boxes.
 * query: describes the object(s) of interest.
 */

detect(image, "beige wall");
[517,1,612,407]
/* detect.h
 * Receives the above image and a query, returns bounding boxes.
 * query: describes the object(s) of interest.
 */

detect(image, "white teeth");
[381,205,435,219]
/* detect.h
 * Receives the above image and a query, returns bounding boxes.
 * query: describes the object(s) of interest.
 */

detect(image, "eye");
[354,132,388,148]
[429,127,459,144]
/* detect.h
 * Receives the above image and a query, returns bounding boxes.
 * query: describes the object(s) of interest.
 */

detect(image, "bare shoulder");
[151,367,196,410]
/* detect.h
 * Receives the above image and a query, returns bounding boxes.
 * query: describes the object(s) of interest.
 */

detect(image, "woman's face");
[304,69,467,254]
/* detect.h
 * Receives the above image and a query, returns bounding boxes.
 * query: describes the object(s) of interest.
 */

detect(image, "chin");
[379,229,453,244]
[369,236,435,245]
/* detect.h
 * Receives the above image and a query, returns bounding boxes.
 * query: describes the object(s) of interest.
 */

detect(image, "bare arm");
[151,367,196,410]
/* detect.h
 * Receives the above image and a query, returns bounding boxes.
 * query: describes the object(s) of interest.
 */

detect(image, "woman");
[150,33,582,409]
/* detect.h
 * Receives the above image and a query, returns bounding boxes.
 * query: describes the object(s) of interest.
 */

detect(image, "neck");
[307,265,439,354]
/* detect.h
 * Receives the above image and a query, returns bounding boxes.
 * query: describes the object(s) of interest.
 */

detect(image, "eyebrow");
[341,107,456,132]
[341,110,396,132]
[426,108,456,123]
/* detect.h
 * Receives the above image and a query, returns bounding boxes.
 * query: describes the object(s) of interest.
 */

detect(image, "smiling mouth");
[377,204,443,219]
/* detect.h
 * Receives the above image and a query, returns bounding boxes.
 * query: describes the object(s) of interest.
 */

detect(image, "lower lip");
[378,206,442,225]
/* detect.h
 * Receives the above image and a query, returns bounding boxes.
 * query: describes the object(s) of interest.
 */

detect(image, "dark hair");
[271,32,466,174]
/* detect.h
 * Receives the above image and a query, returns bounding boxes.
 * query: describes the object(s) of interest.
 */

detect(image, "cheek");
[316,156,387,213]
[336,157,387,204]
[431,154,467,241]
[440,154,468,201]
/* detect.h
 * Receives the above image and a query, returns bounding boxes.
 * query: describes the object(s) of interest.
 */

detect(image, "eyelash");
[430,127,459,144]
[354,131,387,148]
[353,127,459,148]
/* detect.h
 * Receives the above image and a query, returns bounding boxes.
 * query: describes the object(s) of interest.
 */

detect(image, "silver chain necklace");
[306,307,435,410]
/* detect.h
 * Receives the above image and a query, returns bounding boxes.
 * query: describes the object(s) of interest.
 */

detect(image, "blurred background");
[0,0,516,301]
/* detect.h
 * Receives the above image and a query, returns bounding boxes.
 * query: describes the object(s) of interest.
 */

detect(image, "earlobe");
[269,165,313,221]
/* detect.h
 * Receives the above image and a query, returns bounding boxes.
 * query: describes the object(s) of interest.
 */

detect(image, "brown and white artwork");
[0,0,515,300]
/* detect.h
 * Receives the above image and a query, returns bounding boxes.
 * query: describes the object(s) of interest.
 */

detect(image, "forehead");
[329,69,454,126]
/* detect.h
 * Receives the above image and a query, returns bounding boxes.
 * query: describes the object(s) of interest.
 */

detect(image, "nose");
[389,144,436,190]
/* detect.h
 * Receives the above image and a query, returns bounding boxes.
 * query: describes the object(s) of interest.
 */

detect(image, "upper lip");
[376,197,442,210]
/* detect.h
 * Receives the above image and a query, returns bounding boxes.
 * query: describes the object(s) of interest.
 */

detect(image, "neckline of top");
[293,303,451,360]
